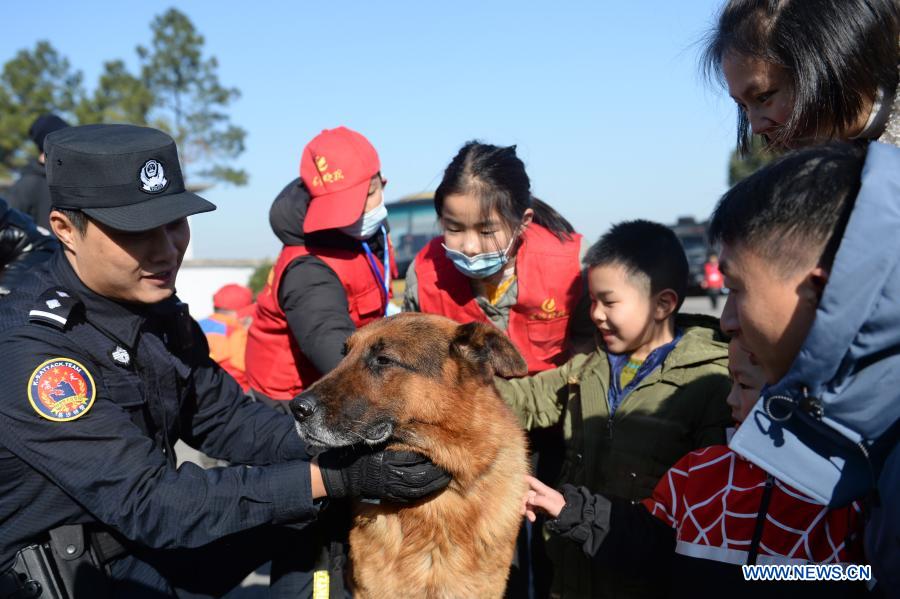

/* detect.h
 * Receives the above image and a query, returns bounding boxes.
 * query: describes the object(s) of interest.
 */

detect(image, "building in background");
[385,192,438,281]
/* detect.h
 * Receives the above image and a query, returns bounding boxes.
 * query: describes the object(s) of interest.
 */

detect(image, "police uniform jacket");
[0,250,318,589]
[0,197,57,295]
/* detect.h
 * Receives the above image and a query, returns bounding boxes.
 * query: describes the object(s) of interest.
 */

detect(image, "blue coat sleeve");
[0,330,319,550]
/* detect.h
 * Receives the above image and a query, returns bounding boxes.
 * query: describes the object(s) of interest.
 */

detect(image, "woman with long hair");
[703,0,899,152]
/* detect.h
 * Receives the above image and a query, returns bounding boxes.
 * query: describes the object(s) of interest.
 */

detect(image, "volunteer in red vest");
[245,126,397,414]
[403,141,584,374]
[403,141,586,597]
[199,283,253,391]
[702,252,725,310]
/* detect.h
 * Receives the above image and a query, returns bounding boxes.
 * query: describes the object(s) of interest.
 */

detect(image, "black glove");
[318,447,451,503]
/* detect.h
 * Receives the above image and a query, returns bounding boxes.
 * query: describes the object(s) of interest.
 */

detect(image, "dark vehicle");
[386,192,439,279]
[669,216,711,295]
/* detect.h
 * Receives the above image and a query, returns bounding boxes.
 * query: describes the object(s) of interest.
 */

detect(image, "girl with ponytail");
[404,140,586,374]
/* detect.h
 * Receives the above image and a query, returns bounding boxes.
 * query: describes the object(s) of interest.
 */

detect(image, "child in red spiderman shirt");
[524,341,867,598]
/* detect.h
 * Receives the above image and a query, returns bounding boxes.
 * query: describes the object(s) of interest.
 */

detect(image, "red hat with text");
[300,126,381,233]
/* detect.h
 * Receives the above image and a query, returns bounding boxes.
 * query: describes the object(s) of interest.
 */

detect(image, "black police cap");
[45,124,216,232]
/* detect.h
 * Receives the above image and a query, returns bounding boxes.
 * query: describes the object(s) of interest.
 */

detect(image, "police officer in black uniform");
[0,197,57,296]
[0,124,449,599]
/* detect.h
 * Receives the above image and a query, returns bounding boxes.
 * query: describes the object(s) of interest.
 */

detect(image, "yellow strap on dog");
[312,570,330,599]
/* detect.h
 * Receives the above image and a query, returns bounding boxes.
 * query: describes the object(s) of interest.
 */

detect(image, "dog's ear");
[450,322,528,381]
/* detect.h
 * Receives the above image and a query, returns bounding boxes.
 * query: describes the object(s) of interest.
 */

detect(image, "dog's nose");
[290,394,319,422]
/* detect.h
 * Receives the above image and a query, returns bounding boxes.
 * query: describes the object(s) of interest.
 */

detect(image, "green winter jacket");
[496,314,732,599]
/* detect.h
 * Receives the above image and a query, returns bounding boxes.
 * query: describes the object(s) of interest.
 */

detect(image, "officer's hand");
[318,447,451,503]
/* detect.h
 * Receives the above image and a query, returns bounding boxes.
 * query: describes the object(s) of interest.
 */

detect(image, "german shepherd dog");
[291,313,529,598]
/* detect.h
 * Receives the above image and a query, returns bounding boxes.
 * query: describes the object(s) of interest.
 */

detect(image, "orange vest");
[415,224,583,373]
[199,312,250,391]
[245,240,397,400]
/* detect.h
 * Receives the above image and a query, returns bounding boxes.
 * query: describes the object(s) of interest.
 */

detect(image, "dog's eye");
[375,355,393,367]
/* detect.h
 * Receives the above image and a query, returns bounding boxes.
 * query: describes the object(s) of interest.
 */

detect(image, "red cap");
[300,126,380,233]
[213,284,253,311]
[236,302,257,321]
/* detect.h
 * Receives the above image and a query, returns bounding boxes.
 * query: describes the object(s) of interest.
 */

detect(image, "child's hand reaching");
[521,475,566,522]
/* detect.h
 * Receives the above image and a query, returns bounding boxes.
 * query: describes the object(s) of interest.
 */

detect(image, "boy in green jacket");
[496,219,731,598]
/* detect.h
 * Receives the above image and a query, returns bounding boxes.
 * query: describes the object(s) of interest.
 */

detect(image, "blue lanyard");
[361,225,390,315]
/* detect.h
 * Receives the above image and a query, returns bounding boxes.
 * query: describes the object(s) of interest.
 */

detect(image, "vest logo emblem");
[140,159,169,193]
[531,297,567,320]
[28,358,97,422]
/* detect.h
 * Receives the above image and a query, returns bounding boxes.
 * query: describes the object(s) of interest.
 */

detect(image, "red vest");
[704,262,724,289]
[415,224,583,373]
[246,240,397,399]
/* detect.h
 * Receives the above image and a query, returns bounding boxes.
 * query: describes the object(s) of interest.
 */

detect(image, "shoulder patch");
[29,287,81,330]
[27,358,97,422]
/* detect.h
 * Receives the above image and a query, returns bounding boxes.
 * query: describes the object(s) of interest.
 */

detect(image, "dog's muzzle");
[291,393,318,422]
[289,390,397,448]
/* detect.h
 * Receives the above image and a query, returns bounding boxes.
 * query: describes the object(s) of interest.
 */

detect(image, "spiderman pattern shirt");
[642,445,864,566]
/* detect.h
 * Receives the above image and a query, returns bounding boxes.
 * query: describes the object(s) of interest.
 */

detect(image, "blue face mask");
[442,234,517,279]
[340,200,387,240]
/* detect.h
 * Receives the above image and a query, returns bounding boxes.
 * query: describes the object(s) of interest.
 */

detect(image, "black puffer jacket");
[0,197,57,296]
[269,178,388,375]
[5,159,52,230]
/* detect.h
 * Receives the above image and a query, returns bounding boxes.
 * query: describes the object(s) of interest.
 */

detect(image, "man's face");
[719,241,824,385]
[62,216,190,304]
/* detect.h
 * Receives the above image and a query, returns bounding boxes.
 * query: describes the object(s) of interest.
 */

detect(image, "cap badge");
[140,159,169,193]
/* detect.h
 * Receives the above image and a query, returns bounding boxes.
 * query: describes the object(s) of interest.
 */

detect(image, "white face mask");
[339,199,388,240]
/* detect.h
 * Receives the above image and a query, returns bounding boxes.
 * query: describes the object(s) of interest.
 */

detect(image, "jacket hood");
[269,178,309,246]
[664,313,729,370]
[268,177,388,252]
[731,141,900,506]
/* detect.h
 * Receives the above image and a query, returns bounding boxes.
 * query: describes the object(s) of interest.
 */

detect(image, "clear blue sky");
[5,0,738,260]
